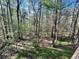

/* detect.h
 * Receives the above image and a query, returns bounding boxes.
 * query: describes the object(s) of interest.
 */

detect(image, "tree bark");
[71,9,79,44]
[17,0,20,39]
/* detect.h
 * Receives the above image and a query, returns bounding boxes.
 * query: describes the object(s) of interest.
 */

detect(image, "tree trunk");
[0,0,7,40]
[71,10,78,44]
[8,0,14,39]
[17,0,20,39]
[51,9,58,47]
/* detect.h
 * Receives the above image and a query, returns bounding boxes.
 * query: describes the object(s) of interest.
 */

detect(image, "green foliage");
[42,0,64,10]
[24,21,33,32]
[42,0,53,9]
[33,40,39,48]
[16,43,75,59]
[16,48,38,59]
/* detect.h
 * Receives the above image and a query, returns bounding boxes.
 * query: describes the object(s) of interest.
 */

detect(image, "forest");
[0,0,79,59]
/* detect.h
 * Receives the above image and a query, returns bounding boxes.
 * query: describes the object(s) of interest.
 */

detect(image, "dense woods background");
[0,0,79,59]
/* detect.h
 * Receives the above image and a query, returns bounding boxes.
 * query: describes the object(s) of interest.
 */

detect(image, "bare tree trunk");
[54,9,58,46]
[0,0,7,40]
[19,11,23,39]
[77,28,79,43]
[37,1,42,38]
[17,0,20,39]
[6,0,11,33]
[5,0,14,40]
[0,17,5,40]
[51,9,58,47]
[71,10,78,44]
[8,0,14,39]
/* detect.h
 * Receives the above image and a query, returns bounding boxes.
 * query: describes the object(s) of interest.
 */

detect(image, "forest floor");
[0,39,75,59]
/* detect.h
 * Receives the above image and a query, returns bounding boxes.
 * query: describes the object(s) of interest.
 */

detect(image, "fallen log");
[71,47,79,59]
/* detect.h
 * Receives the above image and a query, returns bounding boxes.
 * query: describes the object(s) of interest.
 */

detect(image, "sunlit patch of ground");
[47,47,64,51]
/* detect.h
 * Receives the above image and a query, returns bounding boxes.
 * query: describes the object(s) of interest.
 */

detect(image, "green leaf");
[42,0,65,10]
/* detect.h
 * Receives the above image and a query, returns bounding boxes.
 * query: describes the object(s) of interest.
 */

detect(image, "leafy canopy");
[42,0,64,9]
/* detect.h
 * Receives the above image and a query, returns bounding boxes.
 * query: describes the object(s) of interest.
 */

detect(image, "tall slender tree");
[17,0,20,39]
[0,0,7,40]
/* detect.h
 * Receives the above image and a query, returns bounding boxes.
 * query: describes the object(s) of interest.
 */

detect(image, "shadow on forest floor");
[0,39,75,59]
[16,44,75,59]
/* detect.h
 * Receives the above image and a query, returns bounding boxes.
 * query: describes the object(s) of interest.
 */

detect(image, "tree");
[0,0,7,40]
[17,0,20,39]
[43,0,64,47]
[71,0,79,44]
